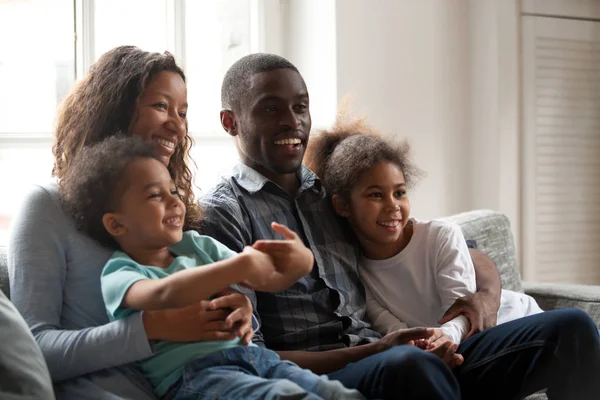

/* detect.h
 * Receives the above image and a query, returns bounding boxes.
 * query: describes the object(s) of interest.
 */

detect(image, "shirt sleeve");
[434,222,476,343]
[101,256,150,319]
[365,288,408,335]
[8,185,153,382]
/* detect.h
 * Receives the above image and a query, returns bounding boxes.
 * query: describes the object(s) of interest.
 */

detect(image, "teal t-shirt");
[101,231,255,397]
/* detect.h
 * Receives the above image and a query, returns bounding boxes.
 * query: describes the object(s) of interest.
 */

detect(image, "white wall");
[280,0,338,131]
[334,0,472,219]
[282,0,520,228]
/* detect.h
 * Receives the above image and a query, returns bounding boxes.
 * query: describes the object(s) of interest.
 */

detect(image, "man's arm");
[439,248,502,337]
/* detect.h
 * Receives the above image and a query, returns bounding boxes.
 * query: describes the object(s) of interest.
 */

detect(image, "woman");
[8,46,251,400]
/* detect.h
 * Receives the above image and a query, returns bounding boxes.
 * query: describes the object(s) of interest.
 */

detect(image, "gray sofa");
[1,209,599,399]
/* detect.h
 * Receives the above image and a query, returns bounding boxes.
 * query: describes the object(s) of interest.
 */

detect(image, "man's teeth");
[155,138,176,149]
[274,138,302,145]
[378,221,399,227]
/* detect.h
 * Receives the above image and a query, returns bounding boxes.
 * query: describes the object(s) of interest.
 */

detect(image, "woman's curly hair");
[60,136,160,249]
[305,113,424,199]
[53,45,201,229]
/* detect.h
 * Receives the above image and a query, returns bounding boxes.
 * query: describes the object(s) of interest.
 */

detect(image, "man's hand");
[426,328,464,369]
[438,290,500,338]
[208,289,254,345]
[439,248,501,338]
[252,222,314,284]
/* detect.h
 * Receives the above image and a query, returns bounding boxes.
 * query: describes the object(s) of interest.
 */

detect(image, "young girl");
[60,136,365,400]
[304,118,543,352]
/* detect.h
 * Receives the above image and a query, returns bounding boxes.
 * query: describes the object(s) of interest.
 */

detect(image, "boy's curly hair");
[304,113,424,199]
[59,136,161,249]
[53,45,202,229]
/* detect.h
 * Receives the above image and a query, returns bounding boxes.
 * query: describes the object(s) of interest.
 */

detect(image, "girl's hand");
[143,301,237,342]
[208,289,254,345]
[425,328,464,368]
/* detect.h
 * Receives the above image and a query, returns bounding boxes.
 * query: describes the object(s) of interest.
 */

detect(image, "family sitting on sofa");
[5,47,600,399]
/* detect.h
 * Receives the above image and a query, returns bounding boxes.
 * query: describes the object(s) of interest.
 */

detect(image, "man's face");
[232,68,311,180]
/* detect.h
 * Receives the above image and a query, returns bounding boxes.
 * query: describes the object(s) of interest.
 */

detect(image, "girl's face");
[128,71,188,167]
[333,161,411,259]
[103,158,186,250]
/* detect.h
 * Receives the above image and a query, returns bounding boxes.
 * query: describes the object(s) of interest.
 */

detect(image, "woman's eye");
[178,112,187,119]
[170,189,179,196]
[368,192,382,198]
[395,190,406,197]
[148,193,161,199]
[154,102,167,110]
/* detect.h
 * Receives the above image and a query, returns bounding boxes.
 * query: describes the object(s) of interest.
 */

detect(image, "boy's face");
[228,68,311,180]
[104,157,186,249]
[335,161,411,254]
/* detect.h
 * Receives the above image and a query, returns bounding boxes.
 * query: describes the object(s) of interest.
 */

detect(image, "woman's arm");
[8,185,154,381]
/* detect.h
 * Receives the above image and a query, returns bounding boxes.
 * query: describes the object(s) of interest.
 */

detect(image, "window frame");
[0,0,282,144]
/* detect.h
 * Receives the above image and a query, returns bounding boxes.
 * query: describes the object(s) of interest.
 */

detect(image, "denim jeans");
[328,308,600,400]
[168,346,365,400]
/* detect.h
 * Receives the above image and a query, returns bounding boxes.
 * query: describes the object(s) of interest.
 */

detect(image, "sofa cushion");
[443,210,523,293]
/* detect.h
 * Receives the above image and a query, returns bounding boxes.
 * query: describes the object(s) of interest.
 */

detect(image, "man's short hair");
[221,53,299,110]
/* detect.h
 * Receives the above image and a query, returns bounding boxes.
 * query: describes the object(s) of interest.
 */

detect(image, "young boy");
[59,136,365,400]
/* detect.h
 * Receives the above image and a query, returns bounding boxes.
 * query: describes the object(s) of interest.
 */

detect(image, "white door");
[522,16,600,284]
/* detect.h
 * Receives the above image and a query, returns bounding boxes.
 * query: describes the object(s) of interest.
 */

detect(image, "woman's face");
[128,71,188,166]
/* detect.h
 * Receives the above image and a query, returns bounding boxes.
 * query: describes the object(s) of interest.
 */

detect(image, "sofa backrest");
[0,246,8,299]
[443,210,523,292]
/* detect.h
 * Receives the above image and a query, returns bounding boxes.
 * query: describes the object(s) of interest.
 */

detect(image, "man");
[201,53,600,400]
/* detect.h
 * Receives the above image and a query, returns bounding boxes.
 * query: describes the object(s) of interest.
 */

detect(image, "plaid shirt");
[200,163,381,351]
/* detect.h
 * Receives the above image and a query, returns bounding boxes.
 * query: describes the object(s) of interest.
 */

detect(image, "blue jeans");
[169,346,365,400]
[328,309,600,400]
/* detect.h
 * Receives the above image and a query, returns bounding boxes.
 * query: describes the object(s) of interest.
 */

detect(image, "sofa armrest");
[523,281,600,327]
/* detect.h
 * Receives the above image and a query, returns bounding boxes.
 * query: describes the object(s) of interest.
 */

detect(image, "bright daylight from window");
[0,0,254,244]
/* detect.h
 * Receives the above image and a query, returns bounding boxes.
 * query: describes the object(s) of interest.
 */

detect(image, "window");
[0,0,270,244]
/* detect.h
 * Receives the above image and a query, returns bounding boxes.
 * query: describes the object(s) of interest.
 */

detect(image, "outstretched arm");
[113,246,276,311]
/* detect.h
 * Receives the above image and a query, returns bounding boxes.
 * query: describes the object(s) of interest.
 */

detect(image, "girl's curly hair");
[304,113,424,199]
[53,45,201,229]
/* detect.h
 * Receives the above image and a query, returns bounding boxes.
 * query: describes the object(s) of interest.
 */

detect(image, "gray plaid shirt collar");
[230,162,321,196]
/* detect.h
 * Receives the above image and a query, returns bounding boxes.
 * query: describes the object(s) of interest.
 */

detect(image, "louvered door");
[522,16,600,284]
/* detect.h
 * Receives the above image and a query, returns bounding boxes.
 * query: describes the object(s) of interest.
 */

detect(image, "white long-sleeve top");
[361,219,542,344]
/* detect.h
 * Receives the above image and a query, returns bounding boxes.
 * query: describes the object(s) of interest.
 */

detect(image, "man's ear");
[102,213,127,237]
[332,195,351,218]
[220,109,238,137]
